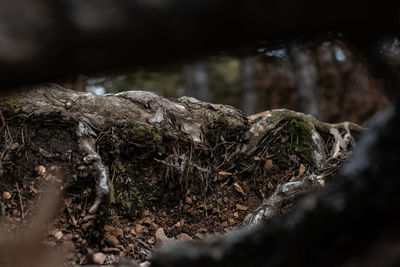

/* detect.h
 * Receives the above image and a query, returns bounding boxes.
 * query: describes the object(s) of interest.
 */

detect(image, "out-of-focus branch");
[0,0,399,89]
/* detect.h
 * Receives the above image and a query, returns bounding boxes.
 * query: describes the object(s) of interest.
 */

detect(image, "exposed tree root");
[244,109,363,224]
[0,86,365,265]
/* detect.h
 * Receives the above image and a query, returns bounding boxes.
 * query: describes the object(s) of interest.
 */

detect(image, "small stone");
[140,261,151,267]
[2,192,11,200]
[54,231,63,240]
[92,252,107,265]
[195,233,203,239]
[185,197,193,204]
[35,165,46,175]
[105,233,120,246]
[176,233,192,241]
[135,224,146,234]
[77,165,86,171]
[236,204,248,211]
[155,228,169,244]
[142,217,153,225]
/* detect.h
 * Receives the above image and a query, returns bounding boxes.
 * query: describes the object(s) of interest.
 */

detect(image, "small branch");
[77,120,110,214]
[64,200,77,227]
[15,182,24,221]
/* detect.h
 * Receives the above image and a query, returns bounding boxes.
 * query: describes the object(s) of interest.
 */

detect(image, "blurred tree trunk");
[240,57,256,115]
[183,61,210,102]
[289,42,323,120]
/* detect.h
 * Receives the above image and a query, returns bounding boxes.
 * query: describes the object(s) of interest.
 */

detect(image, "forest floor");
[0,86,374,266]
[2,150,307,265]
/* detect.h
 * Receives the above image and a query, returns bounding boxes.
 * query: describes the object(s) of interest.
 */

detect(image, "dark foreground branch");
[0,1,399,88]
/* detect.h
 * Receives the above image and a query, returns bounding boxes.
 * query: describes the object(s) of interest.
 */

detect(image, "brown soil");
[0,119,320,266]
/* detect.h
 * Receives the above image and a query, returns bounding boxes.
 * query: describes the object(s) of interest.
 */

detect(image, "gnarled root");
[244,109,363,225]
[77,120,110,214]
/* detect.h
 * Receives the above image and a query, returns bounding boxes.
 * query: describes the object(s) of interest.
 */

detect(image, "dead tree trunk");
[289,41,323,119]
[240,57,256,116]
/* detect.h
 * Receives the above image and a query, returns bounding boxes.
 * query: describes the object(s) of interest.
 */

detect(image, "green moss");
[113,162,153,218]
[212,112,235,127]
[270,119,313,169]
[0,94,26,109]
[111,125,163,155]
[290,120,312,162]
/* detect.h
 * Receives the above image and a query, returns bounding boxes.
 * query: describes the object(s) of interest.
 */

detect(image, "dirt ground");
[1,149,301,265]
[0,115,352,267]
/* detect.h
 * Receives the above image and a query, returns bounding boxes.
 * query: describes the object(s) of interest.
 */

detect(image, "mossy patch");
[0,93,26,110]
[113,161,154,218]
[111,125,163,155]
[268,119,313,169]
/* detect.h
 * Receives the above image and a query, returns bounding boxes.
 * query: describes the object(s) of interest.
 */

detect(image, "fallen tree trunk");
[0,86,361,264]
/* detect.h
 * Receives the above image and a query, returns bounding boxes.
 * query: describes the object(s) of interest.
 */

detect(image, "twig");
[0,201,5,224]
[15,182,24,220]
[0,108,5,133]
[64,200,77,227]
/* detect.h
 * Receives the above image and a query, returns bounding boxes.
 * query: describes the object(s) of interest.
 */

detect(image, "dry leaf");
[299,164,306,176]
[235,204,248,211]
[218,171,232,180]
[233,182,246,196]
[264,159,273,172]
